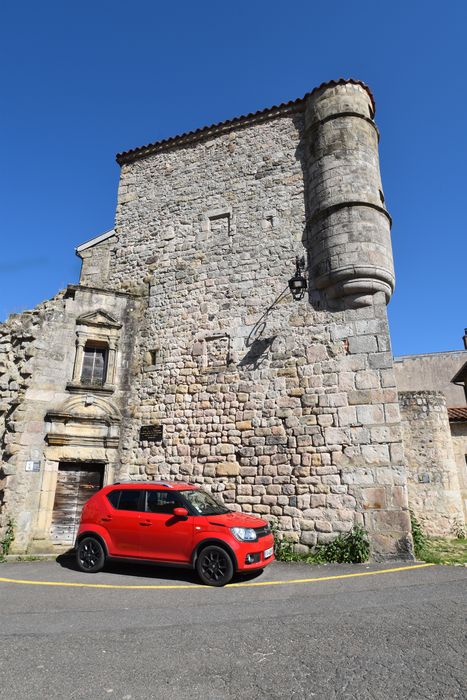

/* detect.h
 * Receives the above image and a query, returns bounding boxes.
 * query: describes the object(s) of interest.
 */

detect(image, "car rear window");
[106,489,142,511]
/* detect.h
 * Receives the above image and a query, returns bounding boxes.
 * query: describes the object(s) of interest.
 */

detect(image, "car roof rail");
[113,480,146,484]
[113,479,175,488]
[112,480,199,489]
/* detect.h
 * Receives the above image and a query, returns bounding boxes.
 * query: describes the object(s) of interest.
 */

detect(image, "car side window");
[117,490,143,512]
[145,490,180,514]
[106,490,120,509]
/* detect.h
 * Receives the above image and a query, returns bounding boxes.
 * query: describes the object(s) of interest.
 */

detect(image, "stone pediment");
[45,394,121,449]
[46,394,121,424]
[76,310,122,329]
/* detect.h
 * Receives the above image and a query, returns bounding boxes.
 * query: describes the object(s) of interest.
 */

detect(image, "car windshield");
[182,490,230,515]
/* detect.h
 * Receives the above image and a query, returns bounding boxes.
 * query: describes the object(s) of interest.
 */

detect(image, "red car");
[75,481,275,586]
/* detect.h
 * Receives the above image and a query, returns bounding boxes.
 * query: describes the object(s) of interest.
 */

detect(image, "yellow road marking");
[0,563,435,590]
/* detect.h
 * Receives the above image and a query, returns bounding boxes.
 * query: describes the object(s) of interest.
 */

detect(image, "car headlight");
[231,527,257,542]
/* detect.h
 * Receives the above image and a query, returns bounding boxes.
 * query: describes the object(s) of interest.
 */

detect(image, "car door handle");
[101,516,112,522]
[140,521,152,527]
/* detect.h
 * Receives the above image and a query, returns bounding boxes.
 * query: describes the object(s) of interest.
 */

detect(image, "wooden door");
[50,463,104,544]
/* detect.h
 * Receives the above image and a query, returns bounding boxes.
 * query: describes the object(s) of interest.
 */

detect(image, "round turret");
[304,81,394,305]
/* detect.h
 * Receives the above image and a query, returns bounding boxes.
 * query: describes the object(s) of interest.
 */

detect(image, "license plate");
[264,546,273,559]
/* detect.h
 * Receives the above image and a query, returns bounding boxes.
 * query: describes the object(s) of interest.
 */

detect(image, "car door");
[103,489,144,557]
[139,490,194,563]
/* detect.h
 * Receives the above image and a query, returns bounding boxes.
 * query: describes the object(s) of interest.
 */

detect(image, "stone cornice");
[65,284,141,299]
[45,411,120,426]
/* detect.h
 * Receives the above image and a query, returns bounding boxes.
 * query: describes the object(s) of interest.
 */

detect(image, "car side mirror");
[173,507,188,518]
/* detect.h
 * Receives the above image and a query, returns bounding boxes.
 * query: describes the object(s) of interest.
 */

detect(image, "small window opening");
[209,213,231,237]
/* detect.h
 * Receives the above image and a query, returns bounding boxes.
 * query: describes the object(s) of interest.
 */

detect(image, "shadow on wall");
[238,286,290,369]
[235,109,330,366]
[239,336,277,370]
[294,112,341,315]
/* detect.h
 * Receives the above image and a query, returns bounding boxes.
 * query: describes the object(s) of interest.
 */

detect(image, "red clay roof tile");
[448,407,467,422]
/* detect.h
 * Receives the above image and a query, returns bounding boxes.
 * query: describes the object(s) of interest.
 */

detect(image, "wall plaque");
[25,460,41,472]
[139,425,163,443]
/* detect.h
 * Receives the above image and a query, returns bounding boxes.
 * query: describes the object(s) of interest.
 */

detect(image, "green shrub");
[312,525,370,564]
[270,518,370,564]
[409,510,427,557]
[0,517,15,562]
[269,518,296,561]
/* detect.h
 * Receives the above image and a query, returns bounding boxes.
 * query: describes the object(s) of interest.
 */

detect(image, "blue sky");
[1,0,466,355]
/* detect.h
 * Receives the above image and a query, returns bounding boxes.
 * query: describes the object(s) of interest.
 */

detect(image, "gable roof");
[76,229,115,254]
[116,78,375,165]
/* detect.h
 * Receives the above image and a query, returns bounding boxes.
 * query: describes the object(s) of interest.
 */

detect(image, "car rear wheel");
[196,545,234,586]
[76,536,106,573]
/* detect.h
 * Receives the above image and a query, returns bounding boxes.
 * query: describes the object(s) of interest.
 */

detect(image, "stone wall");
[0,286,140,552]
[399,391,465,535]
[450,421,467,522]
[0,293,65,538]
[394,351,467,407]
[104,82,412,559]
[0,80,415,558]
[77,232,116,288]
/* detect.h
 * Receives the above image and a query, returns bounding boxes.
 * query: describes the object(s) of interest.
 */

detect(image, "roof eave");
[75,229,116,255]
[116,78,375,166]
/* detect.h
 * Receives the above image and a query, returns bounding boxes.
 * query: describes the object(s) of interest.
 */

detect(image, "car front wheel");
[196,545,234,586]
[76,536,106,573]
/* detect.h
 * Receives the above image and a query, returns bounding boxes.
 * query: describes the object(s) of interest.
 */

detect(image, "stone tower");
[304,82,394,307]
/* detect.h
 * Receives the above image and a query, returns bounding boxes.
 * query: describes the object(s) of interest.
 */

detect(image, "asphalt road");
[0,558,465,700]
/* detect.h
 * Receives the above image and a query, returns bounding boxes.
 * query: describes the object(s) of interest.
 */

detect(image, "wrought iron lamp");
[288,256,307,301]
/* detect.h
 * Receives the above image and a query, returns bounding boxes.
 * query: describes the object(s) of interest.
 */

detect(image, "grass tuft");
[417,538,467,565]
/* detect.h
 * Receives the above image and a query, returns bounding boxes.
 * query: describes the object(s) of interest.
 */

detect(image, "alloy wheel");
[200,549,229,583]
[77,538,104,572]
